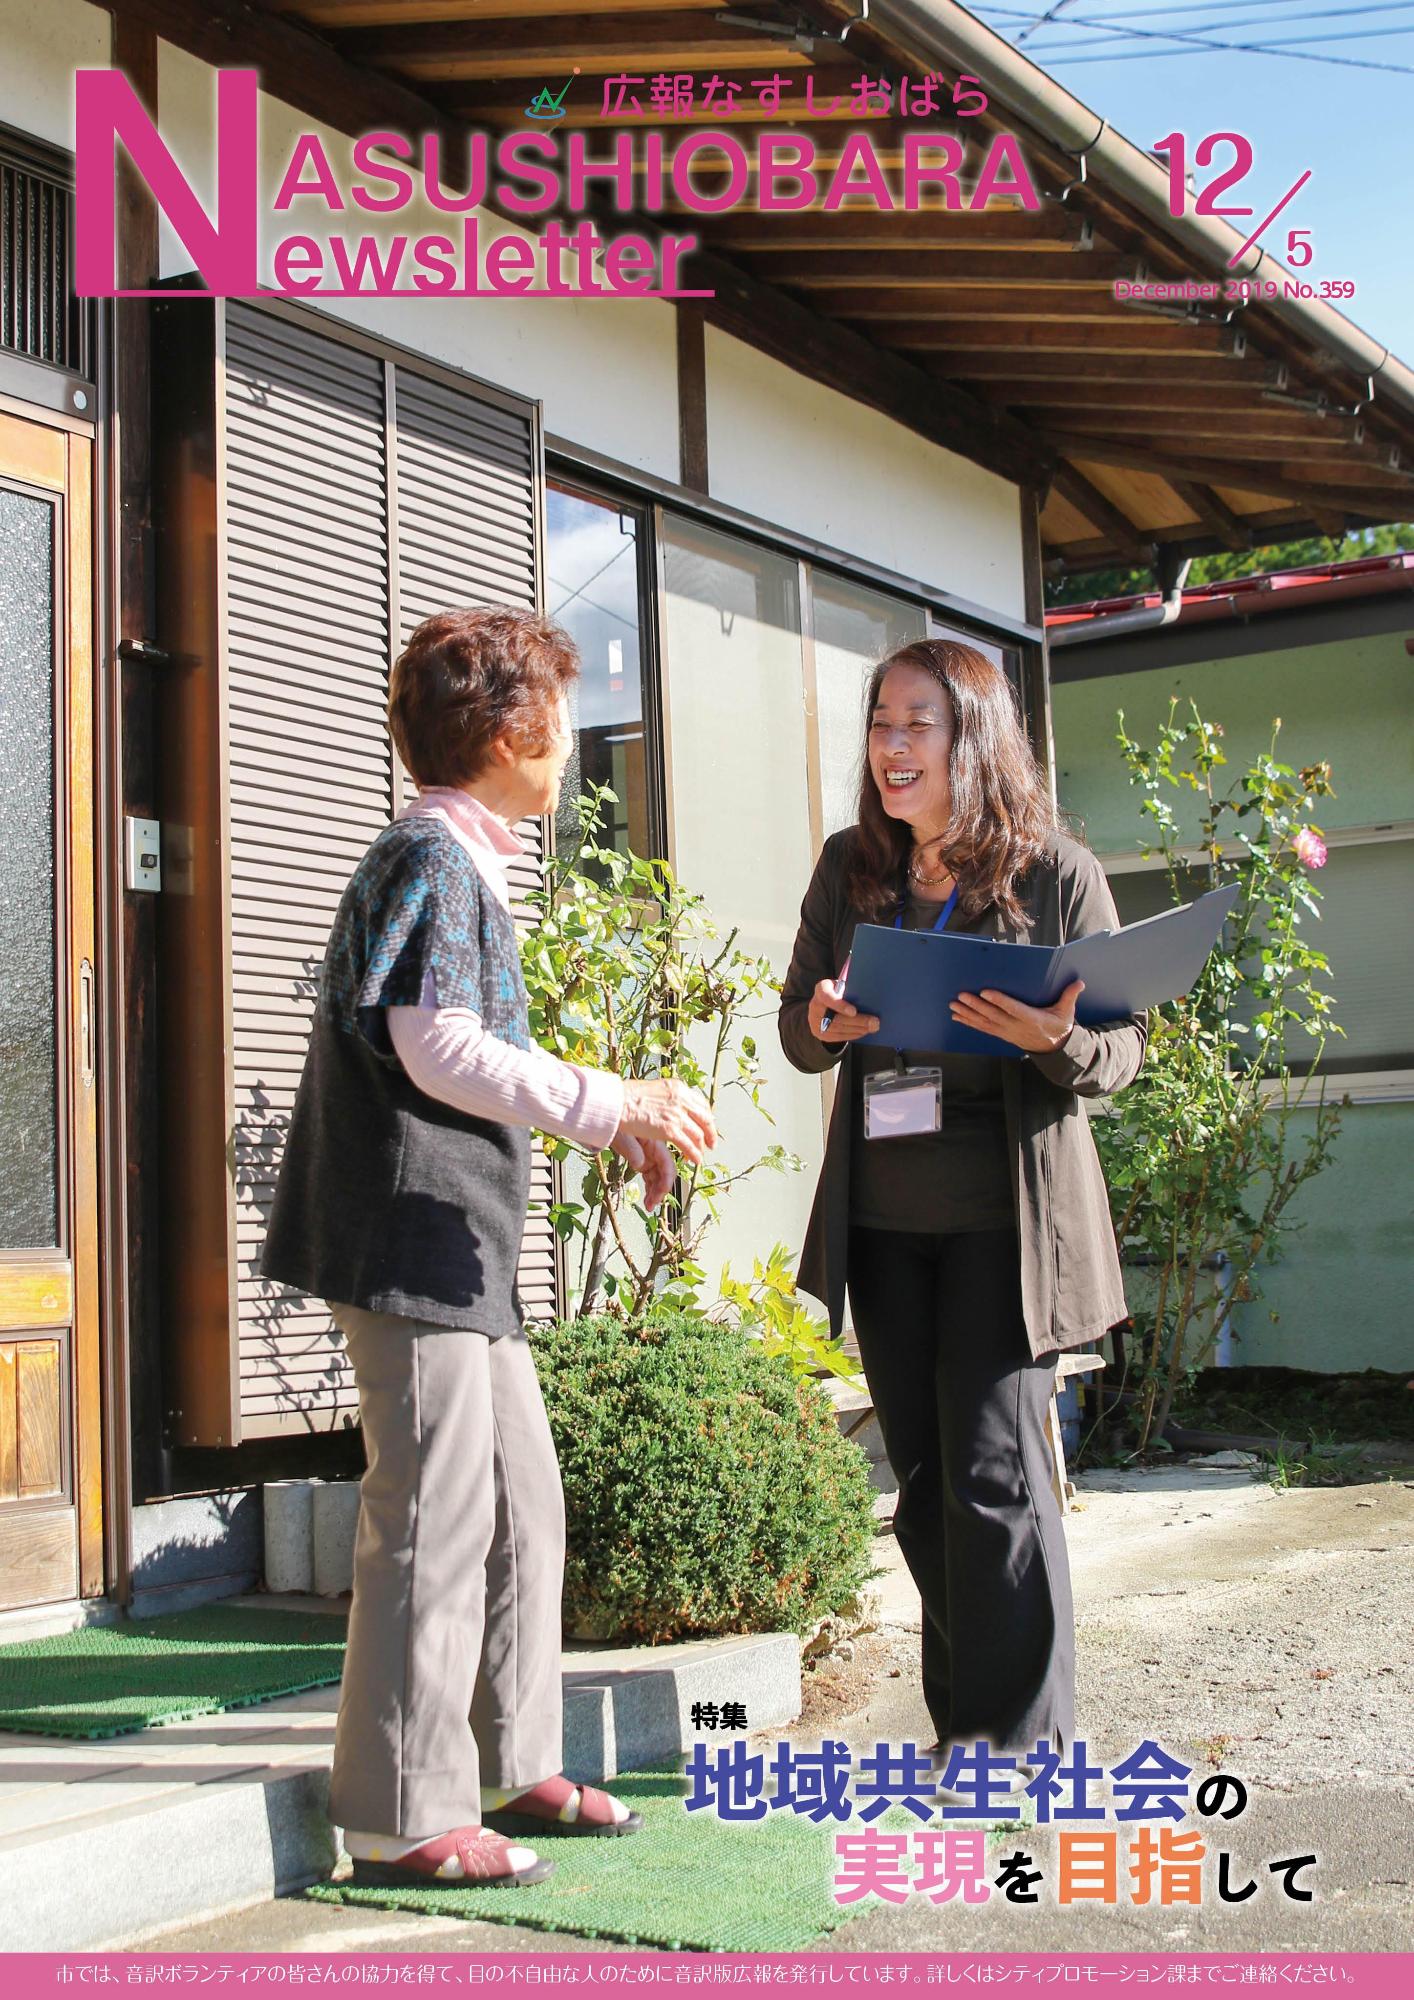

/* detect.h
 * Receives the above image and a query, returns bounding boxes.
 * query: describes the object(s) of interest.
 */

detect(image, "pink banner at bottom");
[1,1956,1409,1998]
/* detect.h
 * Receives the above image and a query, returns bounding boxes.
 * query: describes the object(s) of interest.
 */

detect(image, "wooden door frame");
[0,407,103,1603]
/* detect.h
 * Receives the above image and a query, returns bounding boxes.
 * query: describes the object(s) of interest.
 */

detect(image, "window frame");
[546,470,670,863]
[547,451,1033,874]
[1094,820,1414,1097]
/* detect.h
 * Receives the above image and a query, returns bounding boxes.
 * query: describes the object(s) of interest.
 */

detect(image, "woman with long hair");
[778,639,1146,1774]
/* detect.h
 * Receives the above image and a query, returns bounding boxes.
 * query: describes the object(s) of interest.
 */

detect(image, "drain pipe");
[1049,551,1193,646]
[866,0,1414,427]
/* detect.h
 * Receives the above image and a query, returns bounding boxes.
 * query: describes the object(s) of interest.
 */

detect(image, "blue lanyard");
[895,884,959,933]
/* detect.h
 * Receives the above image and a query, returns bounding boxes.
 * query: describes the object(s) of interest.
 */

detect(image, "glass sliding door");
[813,573,928,841]
[546,483,658,860]
[659,515,822,1287]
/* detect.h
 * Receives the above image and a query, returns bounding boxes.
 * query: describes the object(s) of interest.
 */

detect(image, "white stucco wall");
[0,0,109,151]
[151,42,683,482]
[704,326,1028,623]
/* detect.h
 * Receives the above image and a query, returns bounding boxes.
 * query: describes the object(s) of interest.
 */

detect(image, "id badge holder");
[863,1054,943,1140]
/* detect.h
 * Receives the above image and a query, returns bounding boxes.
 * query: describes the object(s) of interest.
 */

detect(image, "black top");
[848,888,1013,1234]
[778,829,1148,1355]
[261,817,533,1336]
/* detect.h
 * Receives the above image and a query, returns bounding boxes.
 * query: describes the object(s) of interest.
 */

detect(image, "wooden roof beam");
[298,1,714,18]
[107,0,467,149]
[873,323,1242,354]
[1167,481,1253,553]
[437,69,927,121]
[1041,431,1414,518]
[791,289,1132,323]
[706,207,1098,249]
[1027,409,1376,446]
[328,13,817,72]
[993,381,1310,412]
[1050,465,1153,564]
[749,251,1138,287]
[929,352,1277,384]
[1066,433,1402,466]
[1045,502,1360,568]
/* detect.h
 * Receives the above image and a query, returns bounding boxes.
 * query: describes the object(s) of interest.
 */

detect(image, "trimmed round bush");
[533,1310,877,1645]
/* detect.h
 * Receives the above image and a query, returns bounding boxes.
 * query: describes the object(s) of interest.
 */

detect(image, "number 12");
[1153,132,1254,218]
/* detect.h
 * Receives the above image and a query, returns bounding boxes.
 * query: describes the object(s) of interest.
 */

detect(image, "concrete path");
[133,1464,1414,1954]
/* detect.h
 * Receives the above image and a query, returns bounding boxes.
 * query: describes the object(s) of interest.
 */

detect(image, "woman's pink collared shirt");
[382,787,624,1151]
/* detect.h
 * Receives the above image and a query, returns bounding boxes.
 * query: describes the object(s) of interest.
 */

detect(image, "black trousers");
[847,1225,1074,1758]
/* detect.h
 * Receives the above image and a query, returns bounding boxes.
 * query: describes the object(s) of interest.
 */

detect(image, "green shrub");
[533,1310,877,1645]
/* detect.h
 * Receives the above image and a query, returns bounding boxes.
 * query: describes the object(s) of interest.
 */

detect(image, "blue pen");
[819,951,853,1034]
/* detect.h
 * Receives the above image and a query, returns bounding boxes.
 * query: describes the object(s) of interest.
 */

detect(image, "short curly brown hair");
[387,607,579,789]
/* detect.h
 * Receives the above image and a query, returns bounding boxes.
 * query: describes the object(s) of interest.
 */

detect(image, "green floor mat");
[307,1767,1025,1953]
[0,1604,346,1740]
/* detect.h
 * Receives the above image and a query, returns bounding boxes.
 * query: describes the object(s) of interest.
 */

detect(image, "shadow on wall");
[231,956,356,1438]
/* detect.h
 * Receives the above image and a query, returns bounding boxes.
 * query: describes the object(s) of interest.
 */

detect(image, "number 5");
[1287,228,1313,267]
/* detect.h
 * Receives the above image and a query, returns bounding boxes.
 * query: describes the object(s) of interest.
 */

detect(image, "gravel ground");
[139,1462,1414,1956]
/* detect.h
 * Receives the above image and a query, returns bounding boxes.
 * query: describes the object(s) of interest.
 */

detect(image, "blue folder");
[844,883,1240,1059]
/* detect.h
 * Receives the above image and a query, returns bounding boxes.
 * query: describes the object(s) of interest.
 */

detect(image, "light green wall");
[1053,627,1414,1378]
[1053,632,1413,851]
[1229,1102,1413,1372]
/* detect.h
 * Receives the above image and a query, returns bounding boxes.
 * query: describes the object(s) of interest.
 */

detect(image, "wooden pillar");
[676,305,709,496]
[1019,484,1058,804]
[110,13,166,1519]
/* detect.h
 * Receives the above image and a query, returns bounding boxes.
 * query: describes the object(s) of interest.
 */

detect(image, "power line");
[548,539,639,628]
[988,0,1414,13]
[1026,0,1414,31]
[975,0,1414,68]
[1025,25,1414,54]
[1012,0,1082,43]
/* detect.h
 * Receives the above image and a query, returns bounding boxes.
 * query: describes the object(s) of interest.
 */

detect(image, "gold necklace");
[909,832,956,889]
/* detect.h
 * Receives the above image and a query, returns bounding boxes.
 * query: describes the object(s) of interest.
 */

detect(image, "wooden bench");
[1045,1352,1106,1515]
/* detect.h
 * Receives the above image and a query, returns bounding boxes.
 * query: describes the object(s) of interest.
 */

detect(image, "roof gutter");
[866,0,1414,428]
[1049,557,1192,645]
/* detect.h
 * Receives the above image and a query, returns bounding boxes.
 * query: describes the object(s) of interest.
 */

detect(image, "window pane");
[1106,864,1215,930]
[929,614,1028,727]
[661,515,820,1283]
[813,574,927,839]
[1303,840,1414,1072]
[0,487,59,1248]
[547,485,652,858]
[1103,847,1414,1073]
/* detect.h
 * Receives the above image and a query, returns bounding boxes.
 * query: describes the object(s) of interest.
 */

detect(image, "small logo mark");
[526,71,579,122]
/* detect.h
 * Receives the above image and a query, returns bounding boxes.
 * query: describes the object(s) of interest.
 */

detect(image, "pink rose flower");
[1293,827,1328,870]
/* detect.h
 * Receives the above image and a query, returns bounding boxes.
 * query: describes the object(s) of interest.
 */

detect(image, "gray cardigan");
[777,829,1147,1359]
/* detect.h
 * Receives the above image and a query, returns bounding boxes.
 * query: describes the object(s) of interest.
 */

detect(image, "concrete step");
[0,1602,801,1950]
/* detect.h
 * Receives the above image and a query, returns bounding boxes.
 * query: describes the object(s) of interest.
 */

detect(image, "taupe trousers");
[327,1304,566,1840]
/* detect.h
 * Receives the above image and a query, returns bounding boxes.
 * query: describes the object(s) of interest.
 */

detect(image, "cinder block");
[566,1632,801,1771]
[563,1682,617,1784]
[311,1481,361,1597]
[264,1480,316,1595]
[130,1491,262,1591]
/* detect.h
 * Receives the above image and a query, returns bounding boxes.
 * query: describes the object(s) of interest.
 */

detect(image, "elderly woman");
[263,607,716,1888]
[778,639,1145,1777]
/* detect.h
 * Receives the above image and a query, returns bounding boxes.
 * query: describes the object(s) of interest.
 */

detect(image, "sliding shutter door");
[393,367,560,1326]
[218,306,555,1440]
[224,303,393,1433]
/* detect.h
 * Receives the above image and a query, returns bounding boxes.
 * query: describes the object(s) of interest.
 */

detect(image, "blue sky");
[972,4,1414,363]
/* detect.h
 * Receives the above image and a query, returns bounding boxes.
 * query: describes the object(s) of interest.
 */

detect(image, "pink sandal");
[349,1825,553,1887]
[483,1775,644,1839]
